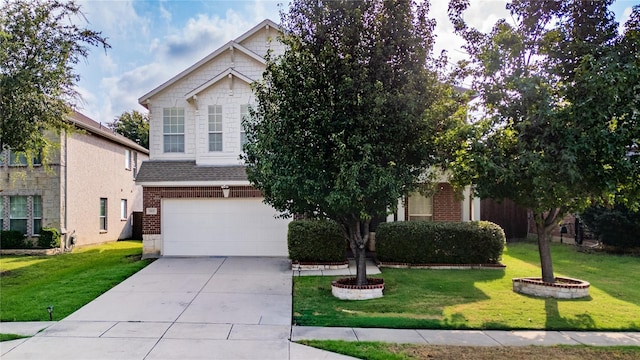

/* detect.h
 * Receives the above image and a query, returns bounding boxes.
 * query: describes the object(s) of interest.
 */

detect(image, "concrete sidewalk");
[2,257,638,360]
[0,257,357,360]
[292,326,640,347]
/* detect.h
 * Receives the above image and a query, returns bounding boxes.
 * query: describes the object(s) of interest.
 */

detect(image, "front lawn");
[300,340,640,360]
[294,242,640,330]
[0,241,151,322]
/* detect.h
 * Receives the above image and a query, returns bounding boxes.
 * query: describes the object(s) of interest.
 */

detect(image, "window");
[32,196,42,235]
[125,149,131,170]
[132,152,138,179]
[120,199,127,220]
[100,198,108,231]
[9,196,28,234]
[208,105,223,152]
[0,197,4,230]
[163,107,185,153]
[408,192,433,221]
[8,150,41,166]
[240,104,249,149]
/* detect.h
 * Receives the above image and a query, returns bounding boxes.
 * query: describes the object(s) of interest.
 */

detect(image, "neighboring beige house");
[0,112,149,248]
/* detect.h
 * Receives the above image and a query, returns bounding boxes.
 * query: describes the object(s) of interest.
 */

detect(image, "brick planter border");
[331,277,384,300]
[377,261,506,270]
[512,276,590,299]
[0,248,62,256]
[291,260,349,271]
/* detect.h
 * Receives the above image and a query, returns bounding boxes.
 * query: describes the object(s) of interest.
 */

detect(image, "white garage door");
[162,198,290,256]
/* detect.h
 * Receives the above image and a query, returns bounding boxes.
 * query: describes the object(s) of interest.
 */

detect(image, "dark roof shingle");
[135,161,248,183]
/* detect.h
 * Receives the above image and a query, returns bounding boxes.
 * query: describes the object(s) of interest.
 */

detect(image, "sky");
[72,0,639,125]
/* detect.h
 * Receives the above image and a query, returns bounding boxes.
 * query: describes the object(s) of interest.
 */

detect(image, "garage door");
[162,198,290,256]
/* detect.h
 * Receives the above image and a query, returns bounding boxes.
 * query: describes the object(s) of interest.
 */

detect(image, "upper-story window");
[163,107,185,153]
[240,104,249,149]
[208,105,223,152]
[8,150,41,166]
[125,149,131,170]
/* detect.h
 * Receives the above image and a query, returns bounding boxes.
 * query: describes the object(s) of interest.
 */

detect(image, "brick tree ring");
[331,277,384,300]
[512,277,590,299]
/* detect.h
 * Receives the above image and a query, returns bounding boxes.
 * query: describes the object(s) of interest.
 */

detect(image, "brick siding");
[404,182,462,222]
[142,186,262,234]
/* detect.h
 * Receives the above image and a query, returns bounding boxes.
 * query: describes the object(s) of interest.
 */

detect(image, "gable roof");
[135,161,248,185]
[138,19,280,107]
[70,112,149,154]
[184,68,254,100]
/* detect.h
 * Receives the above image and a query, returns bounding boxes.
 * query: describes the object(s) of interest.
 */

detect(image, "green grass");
[0,334,27,342]
[300,340,640,360]
[0,241,152,322]
[294,242,640,330]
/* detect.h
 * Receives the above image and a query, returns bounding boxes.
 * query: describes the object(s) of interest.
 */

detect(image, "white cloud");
[151,11,251,62]
[160,3,172,22]
[618,7,634,33]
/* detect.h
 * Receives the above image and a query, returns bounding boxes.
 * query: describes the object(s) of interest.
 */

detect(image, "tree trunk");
[345,218,370,286]
[533,209,564,283]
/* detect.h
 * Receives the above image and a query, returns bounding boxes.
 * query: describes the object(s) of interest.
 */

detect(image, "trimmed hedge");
[580,205,640,249]
[376,221,506,264]
[38,228,61,249]
[288,219,347,262]
[0,230,30,249]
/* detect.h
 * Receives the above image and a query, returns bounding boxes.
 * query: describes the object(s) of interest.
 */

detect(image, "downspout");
[63,130,69,250]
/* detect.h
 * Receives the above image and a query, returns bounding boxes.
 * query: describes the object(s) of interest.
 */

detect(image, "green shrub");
[580,205,640,249]
[0,230,28,249]
[38,228,61,249]
[375,221,506,264]
[288,219,347,262]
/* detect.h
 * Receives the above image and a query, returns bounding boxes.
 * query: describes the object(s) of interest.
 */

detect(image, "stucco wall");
[66,131,148,246]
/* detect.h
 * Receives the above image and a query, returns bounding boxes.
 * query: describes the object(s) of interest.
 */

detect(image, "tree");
[449,0,639,283]
[109,110,150,149]
[0,0,109,156]
[243,0,464,285]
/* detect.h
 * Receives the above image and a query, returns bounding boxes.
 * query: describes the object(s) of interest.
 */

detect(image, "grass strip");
[300,340,640,360]
[0,241,151,322]
[294,242,640,330]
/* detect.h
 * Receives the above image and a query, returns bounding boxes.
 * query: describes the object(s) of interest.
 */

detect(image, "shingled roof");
[136,161,248,183]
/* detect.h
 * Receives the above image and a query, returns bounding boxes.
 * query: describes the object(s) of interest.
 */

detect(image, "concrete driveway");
[1,257,355,360]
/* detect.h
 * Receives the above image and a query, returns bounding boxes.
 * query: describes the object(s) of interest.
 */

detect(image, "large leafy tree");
[109,110,150,149]
[0,0,109,156]
[244,0,464,285]
[449,0,639,283]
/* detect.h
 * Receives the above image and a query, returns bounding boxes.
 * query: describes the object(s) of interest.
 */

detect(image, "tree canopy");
[109,110,150,149]
[449,0,639,282]
[243,0,465,285]
[0,0,109,156]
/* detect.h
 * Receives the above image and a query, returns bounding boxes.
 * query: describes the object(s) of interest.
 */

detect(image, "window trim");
[9,196,28,234]
[125,149,131,170]
[99,198,108,232]
[120,199,128,221]
[240,104,249,149]
[208,105,223,152]
[32,196,42,235]
[408,192,434,222]
[163,107,185,153]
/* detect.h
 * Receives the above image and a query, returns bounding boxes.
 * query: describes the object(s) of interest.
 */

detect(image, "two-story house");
[136,19,480,259]
[0,111,149,249]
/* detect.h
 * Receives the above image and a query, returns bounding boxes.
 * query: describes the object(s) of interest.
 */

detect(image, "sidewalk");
[292,326,640,347]
[1,258,638,360]
[3,322,639,348]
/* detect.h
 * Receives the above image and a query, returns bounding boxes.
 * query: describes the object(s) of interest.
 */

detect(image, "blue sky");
[73,0,639,125]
